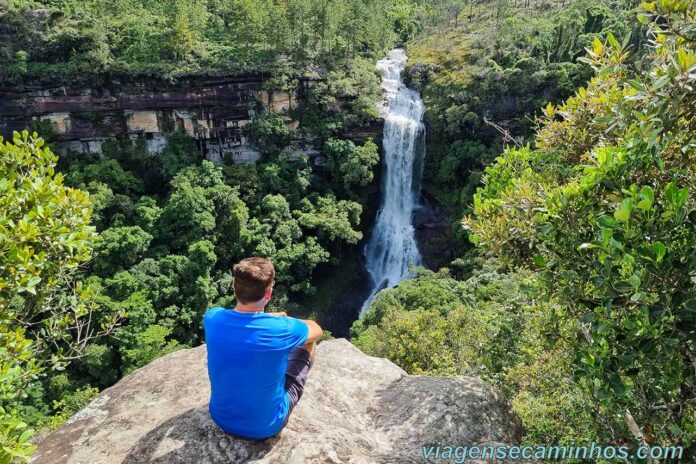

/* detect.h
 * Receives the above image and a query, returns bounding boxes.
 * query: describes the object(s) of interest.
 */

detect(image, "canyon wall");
[0,74,315,164]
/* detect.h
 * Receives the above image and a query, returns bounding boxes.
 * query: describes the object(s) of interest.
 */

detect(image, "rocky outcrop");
[33,338,522,464]
[402,62,439,92]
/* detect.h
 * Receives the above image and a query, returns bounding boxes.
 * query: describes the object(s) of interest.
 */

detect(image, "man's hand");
[267,311,287,317]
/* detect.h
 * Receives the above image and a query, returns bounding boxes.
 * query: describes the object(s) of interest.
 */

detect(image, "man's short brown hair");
[233,257,275,304]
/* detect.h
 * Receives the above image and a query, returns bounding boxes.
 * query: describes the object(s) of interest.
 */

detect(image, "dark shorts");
[279,346,313,431]
[285,346,313,409]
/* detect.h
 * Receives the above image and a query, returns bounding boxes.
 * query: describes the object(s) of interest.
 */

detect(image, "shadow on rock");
[123,406,278,464]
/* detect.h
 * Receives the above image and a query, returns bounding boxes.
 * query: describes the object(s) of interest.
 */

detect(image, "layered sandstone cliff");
[0,75,306,163]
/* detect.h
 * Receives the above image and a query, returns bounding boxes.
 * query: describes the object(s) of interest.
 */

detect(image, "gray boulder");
[34,339,522,464]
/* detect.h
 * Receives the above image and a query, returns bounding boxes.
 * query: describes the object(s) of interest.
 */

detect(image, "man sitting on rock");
[203,257,323,440]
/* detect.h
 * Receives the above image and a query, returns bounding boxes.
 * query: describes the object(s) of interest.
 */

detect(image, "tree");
[92,226,153,275]
[67,159,144,197]
[158,161,249,255]
[246,195,330,295]
[160,130,204,182]
[133,196,162,233]
[355,307,458,374]
[120,324,182,374]
[108,240,218,345]
[257,154,312,205]
[0,132,120,462]
[341,139,380,193]
[171,0,209,61]
[442,0,466,28]
[323,137,380,194]
[249,113,293,155]
[352,264,598,445]
[296,195,363,247]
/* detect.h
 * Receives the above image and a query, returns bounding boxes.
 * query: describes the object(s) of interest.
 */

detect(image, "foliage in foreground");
[0,132,120,463]
[465,0,695,450]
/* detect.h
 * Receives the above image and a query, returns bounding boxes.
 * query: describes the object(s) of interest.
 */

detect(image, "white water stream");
[360,48,425,316]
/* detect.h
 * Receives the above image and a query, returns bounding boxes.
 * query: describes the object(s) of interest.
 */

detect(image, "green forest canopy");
[0,0,421,85]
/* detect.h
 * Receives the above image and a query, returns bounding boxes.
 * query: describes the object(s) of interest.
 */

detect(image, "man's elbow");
[304,320,323,342]
[311,322,323,341]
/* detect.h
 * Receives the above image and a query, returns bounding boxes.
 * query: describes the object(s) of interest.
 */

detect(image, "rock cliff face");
[33,339,522,464]
[0,75,308,164]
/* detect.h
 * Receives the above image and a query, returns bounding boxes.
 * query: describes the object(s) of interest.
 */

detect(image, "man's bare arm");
[301,319,323,343]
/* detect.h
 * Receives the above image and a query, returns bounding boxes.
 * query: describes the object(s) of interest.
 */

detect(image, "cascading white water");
[360,48,425,316]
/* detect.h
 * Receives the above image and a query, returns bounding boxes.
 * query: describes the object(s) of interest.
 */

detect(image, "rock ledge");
[34,339,521,464]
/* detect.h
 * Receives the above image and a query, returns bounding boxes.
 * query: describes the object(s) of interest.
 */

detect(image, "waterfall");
[360,48,425,316]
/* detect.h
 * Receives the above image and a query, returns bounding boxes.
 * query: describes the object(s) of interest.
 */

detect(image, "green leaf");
[665,181,679,205]
[636,199,651,210]
[614,198,633,222]
[17,428,34,444]
[593,116,613,124]
[637,186,654,211]
[683,299,696,312]
[617,354,635,367]
[594,321,610,334]
[21,286,37,295]
[613,281,634,292]
[652,75,670,90]
[627,79,645,91]
[609,374,626,396]
[610,236,624,250]
[676,187,688,207]
[652,241,666,262]
[677,47,696,70]
[614,209,630,222]
[580,351,595,366]
[628,274,641,289]
[597,215,619,229]
[533,255,546,267]
[664,182,688,212]
[641,1,656,12]
[591,37,603,55]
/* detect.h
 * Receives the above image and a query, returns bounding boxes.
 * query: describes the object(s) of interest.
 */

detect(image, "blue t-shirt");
[203,307,309,439]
